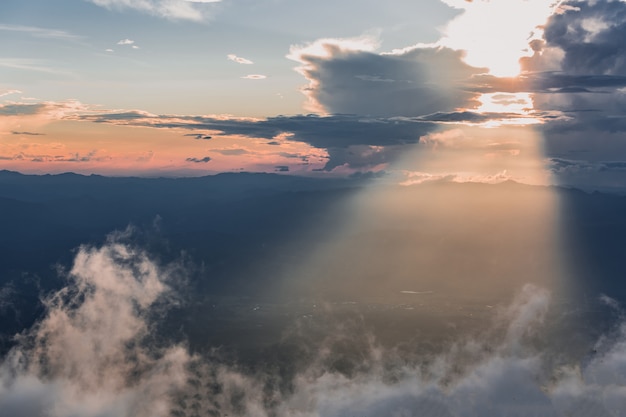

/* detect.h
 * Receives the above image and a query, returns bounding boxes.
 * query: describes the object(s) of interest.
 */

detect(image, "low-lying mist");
[1,234,625,417]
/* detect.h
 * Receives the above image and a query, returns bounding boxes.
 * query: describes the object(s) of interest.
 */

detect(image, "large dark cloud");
[506,0,626,188]
[520,1,626,104]
[76,108,570,173]
[79,112,442,170]
[80,112,439,149]
[81,108,554,151]
[290,41,486,117]
[541,1,626,76]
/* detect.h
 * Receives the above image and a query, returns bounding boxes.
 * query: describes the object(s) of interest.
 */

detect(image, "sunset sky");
[2,0,626,190]
[4,2,626,416]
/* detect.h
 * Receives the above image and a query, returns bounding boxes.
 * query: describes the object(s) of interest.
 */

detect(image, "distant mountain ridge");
[1,169,626,356]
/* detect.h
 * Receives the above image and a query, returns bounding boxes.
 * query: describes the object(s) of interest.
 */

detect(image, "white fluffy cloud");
[227,54,253,65]
[241,74,266,79]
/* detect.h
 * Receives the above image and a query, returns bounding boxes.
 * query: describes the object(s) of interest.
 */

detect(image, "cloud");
[399,170,514,186]
[547,157,626,191]
[186,156,211,163]
[117,39,139,49]
[0,236,191,417]
[76,110,440,171]
[0,284,15,314]
[0,100,91,119]
[470,72,626,95]
[417,111,522,124]
[487,0,626,188]
[323,145,401,172]
[241,74,266,80]
[519,1,626,107]
[3,235,626,416]
[0,103,46,116]
[439,0,558,77]
[78,112,437,149]
[136,150,154,162]
[287,37,486,116]
[11,131,45,136]
[80,109,156,120]
[282,285,626,417]
[530,1,626,76]
[0,59,74,77]
[289,285,626,417]
[213,148,250,156]
[277,151,300,159]
[183,133,212,139]
[0,89,22,98]
[274,165,289,172]
[75,108,547,171]
[5,101,440,171]
[12,150,109,164]
[354,74,396,83]
[88,0,221,21]
[0,24,80,41]
[227,54,253,65]
[58,151,101,162]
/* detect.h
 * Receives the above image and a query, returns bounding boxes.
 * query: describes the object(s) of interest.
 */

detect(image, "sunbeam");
[2,1,626,415]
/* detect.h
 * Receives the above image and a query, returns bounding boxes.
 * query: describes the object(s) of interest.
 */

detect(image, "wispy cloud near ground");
[1,232,626,416]
[0,233,191,417]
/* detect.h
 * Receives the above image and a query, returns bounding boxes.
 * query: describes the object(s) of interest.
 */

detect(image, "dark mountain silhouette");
[1,170,625,358]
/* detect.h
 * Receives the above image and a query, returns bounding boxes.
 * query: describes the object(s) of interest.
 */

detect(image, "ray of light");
[270,120,570,353]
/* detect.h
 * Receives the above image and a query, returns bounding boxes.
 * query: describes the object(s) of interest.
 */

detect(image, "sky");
[1,0,626,190]
[4,2,626,415]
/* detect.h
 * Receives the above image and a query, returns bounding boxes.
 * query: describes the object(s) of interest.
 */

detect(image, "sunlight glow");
[398,125,554,187]
[477,93,533,114]
[441,0,561,77]
[475,92,541,127]
[278,123,565,316]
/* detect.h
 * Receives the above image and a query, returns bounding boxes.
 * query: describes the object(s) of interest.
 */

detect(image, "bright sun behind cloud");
[440,0,561,77]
